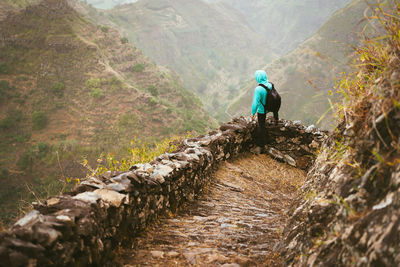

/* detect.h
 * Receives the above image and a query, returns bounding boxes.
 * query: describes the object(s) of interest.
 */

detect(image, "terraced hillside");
[0,0,215,225]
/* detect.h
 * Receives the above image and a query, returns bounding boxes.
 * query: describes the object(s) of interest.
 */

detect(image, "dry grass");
[330,0,400,179]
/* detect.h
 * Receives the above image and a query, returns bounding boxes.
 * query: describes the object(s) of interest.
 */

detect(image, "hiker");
[251,70,279,152]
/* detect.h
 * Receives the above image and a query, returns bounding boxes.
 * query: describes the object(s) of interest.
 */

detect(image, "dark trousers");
[256,113,267,147]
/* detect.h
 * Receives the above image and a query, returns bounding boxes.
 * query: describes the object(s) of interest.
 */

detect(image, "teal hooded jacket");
[251,70,273,115]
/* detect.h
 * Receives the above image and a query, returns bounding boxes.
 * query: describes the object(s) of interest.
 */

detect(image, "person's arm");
[251,87,260,116]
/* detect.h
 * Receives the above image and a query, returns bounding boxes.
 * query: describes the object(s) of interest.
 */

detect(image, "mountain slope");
[95,0,276,117]
[218,0,353,54]
[0,0,215,225]
[228,0,369,129]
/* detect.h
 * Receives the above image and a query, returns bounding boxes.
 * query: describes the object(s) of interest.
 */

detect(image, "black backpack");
[259,83,281,121]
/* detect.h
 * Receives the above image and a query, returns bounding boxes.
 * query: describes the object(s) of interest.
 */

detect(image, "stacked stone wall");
[0,118,326,266]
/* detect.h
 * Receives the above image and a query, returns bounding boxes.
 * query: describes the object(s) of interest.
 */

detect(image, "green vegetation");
[0,63,8,74]
[84,133,192,177]
[0,80,12,90]
[85,77,101,88]
[132,63,146,72]
[0,168,9,179]
[149,97,157,106]
[120,37,129,44]
[328,1,399,180]
[89,87,104,98]
[0,0,214,227]
[118,112,139,129]
[32,111,48,130]
[146,85,159,97]
[0,110,23,130]
[0,80,13,101]
[50,82,65,98]
[100,25,109,33]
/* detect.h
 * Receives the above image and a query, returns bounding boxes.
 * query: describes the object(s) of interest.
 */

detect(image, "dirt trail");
[117,153,305,266]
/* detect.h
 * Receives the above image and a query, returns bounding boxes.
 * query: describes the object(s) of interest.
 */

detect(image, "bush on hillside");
[0,111,23,130]
[50,82,65,98]
[37,142,50,157]
[0,64,8,74]
[0,80,11,90]
[100,25,109,33]
[147,85,159,97]
[32,111,48,130]
[17,149,34,171]
[89,87,104,99]
[120,37,129,44]
[149,97,157,106]
[118,113,139,129]
[0,168,9,179]
[85,78,101,89]
[132,63,146,72]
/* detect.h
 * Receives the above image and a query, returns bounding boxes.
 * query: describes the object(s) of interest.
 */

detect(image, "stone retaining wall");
[0,117,326,267]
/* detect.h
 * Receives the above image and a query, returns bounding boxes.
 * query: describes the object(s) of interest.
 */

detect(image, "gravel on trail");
[118,152,305,266]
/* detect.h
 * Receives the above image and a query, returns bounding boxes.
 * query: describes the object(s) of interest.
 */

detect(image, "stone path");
[117,153,305,266]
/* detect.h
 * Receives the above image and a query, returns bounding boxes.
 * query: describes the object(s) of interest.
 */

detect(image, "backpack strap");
[259,83,274,90]
[258,83,273,107]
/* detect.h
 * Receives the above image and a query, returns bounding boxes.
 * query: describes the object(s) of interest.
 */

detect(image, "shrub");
[149,97,157,106]
[120,37,129,44]
[0,168,9,179]
[100,25,109,33]
[0,64,8,74]
[50,82,65,98]
[89,87,104,99]
[85,78,101,89]
[0,80,11,90]
[109,76,122,92]
[118,113,139,129]
[147,85,159,97]
[17,150,34,170]
[37,142,50,158]
[132,63,146,72]
[32,111,48,130]
[0,111,23,130]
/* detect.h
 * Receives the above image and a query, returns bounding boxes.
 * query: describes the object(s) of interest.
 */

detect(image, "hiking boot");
[250,146,262,155]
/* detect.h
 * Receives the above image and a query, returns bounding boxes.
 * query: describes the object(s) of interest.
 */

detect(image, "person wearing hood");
[251,70,273,151]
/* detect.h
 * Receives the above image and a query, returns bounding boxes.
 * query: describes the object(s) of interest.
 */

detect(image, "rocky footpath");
[0,117,326,266]
[118,153,306,266]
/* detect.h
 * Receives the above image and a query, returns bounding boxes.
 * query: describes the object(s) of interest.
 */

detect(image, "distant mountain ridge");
[216,0,353,54]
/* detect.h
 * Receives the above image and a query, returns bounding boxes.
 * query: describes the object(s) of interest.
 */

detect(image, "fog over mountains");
[79,0,355,123]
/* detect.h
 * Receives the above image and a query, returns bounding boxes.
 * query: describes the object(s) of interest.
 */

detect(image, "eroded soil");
[118,153,305,266]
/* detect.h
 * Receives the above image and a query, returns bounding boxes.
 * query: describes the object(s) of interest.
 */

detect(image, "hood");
[255,70,269,85]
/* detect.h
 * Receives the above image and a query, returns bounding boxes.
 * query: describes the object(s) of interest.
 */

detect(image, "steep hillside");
[280,2,400,264]
[217,0,352,54]
[0,0,39,19]
[89,0,275,118]
[0,0,214,225]
[229,0,369,129]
